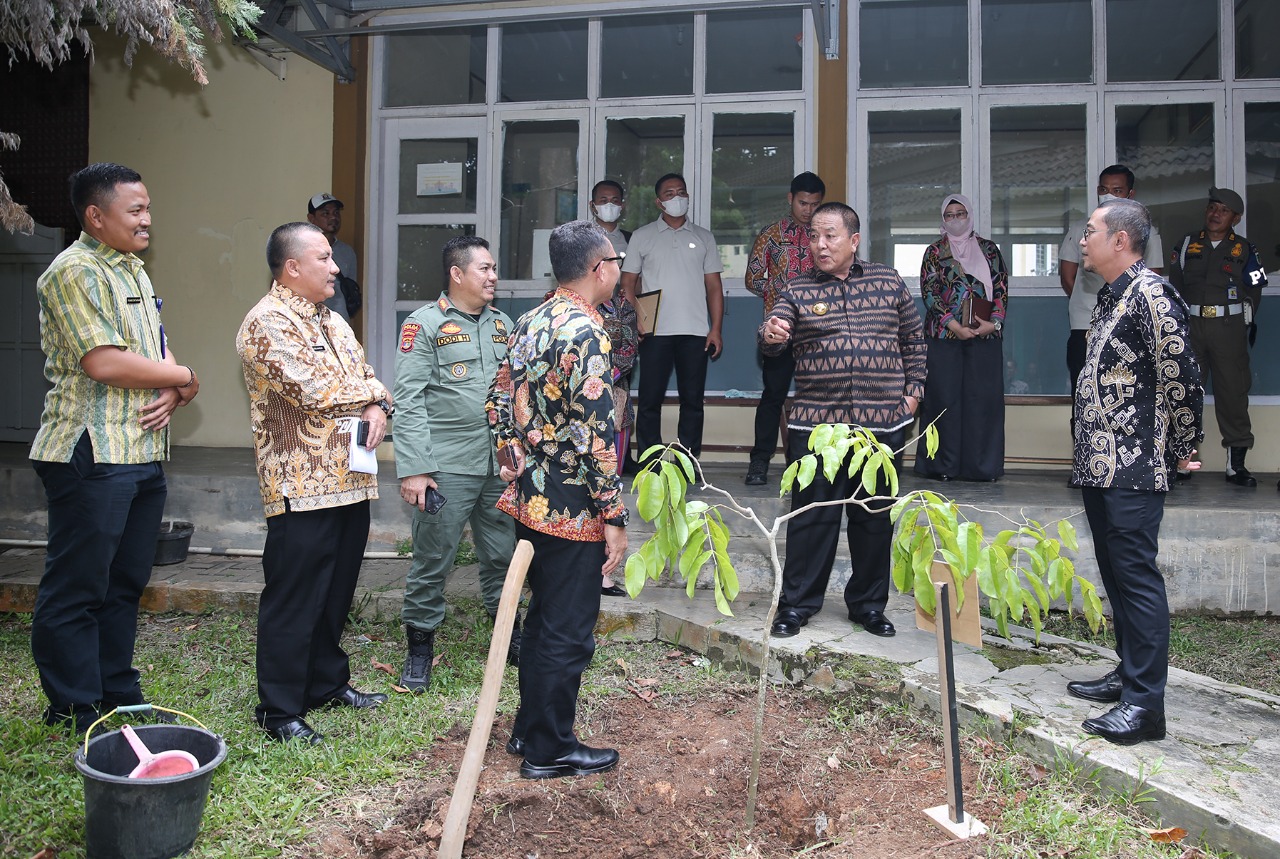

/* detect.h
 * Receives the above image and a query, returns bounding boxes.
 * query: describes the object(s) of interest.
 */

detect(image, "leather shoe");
[850,609,896,637]
[263,717,324,745]
[771,610,807,638]
[323,686,388,710]
[1067,670,1122,703]
[506,736,524,756]
[1082,702,1166,745]
[520,744,619,779]
[601,583,626,597]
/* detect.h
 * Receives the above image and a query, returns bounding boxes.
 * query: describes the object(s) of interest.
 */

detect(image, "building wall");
[87,32,337,447]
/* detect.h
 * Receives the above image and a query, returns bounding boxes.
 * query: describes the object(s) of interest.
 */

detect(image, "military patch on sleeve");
[400,322,422,352]
[450,362,468,378]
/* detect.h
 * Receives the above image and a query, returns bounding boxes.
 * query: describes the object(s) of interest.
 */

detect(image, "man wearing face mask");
[1058,166,1163,484]
[590,180,630,256]
[620,173,724,460]
[1167,188,1268,488]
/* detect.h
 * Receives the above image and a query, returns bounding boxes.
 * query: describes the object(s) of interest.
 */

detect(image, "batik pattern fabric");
[745,216,813,313]
[599,288,638,431]
[919,234,1008,340]
[236,282,388,516]
[1072,262,1203,491]
[487,287,626,542]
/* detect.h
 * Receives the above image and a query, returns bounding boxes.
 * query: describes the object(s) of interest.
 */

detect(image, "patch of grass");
[985,645,1054,672]
[1041,610,1280,696]
[391,538,477,566]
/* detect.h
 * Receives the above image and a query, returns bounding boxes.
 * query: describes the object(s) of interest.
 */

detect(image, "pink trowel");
[120,724,200,779]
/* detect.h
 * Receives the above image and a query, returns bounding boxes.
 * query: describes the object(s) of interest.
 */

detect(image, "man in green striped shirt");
[30,163,200,735]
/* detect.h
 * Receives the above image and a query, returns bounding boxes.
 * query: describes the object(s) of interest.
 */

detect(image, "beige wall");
[88,32,337,447]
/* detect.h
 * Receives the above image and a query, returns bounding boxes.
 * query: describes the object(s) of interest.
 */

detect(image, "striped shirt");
[745,216,813,313]
[760,262,927,432]
[30,232,169,464]
[237,282,389,517]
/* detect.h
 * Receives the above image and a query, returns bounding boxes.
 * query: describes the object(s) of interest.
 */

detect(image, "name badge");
[126,296,142,304]
[312,344,326,352]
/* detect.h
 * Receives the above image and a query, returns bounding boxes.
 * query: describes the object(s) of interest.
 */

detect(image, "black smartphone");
[356,420,370,447]
[423,487,447,515]
[497,445,518,471]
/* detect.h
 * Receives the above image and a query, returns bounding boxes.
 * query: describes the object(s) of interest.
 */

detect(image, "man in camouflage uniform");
[1167,188,1268,487]
[393,235,517,691]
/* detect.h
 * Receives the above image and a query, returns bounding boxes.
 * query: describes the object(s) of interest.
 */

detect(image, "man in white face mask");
[590,180,628,252]
[1058,165,1164,485]
[620,173,725,460]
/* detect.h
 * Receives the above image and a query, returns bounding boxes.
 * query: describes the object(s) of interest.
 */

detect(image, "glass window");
[860,0,967,89]
[499,120,580,280]
[1244,103,1280,274]
[866,110,962,272]
[1107,0,1218,82]
[601,14,694,98]
[709,113,797,279]
[398,139,478,216]
[384,28,486,107]
[603,116,686,236]
[500,21,588,102]
[988,105,1088,277]
[397,225,475,302]
[1114,102,1215,248]
[705,7,804,94]
[982,0,1092,85]
[1237,0,1280,79]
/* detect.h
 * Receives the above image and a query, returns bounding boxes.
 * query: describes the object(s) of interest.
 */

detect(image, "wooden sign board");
[915,561,983,649]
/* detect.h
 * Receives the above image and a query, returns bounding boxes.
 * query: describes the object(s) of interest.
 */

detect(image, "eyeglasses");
[592,254,625,271]
[942,212,968,221]
[1081,226,1103,240]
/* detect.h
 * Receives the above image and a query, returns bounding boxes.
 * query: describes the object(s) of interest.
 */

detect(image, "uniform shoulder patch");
[400,322,422,352]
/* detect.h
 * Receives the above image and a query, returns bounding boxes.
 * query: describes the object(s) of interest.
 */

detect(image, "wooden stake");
[438,539,534,859]
[924,581,988,839]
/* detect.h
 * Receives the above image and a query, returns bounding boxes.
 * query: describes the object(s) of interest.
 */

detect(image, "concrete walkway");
[1,546,1277,858]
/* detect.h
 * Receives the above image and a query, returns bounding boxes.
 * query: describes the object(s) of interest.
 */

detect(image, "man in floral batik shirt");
[487,220,628,780]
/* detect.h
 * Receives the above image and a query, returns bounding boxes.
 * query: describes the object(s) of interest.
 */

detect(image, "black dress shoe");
[745,462,768,486]
[601,583,626,597]
[264,717,325,745]
[324,686,388,710]
[506,736,524,756]
[1082,702,1166,745]
[770,610,807,638]
[850,609,896,637]
[520,744,619,779]
[1067,670,1122,703]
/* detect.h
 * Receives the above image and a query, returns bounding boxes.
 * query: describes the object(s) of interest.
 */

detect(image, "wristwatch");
[992,319,1003,332]
[374,398,395,417]
[603,511,629,528]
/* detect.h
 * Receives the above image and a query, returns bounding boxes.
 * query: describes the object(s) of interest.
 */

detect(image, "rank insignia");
[1231,243,1243,258]
[451,362,468,378]
[440,321,463,335]
[812,302,829,316]
[400,322,421,352]
[1186,242,1204,256]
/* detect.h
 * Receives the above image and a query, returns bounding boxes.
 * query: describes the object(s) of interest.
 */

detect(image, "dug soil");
[312,666,1003,858]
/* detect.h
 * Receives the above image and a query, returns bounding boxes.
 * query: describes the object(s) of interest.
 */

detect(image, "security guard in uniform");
[1167,187,1268,487]
[393,235,517,691]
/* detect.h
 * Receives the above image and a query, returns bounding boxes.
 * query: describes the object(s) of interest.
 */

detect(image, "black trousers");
[750,346,795,465]
[913,337,1005,481]
[1081,487,1168,712]
[636,334,709,458]
[512,523,604,764]
[779,427,904,620]
[31,432,167,714]
[255,500,370,728]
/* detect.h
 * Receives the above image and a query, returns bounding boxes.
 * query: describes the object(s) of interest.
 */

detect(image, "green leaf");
[665,463,687,510]
[624,552,647,596]
[715,550,740,601]
[860,451,882,495]
[1057,518,1079,553]
[686,564,698,597]
[810,423,834,452]
[797,455,817,490]
[822,447,841,483]
[891,535,913,593]
[639,444,665,461]
[956,520,981,577]
[845,444,872,480]
[680,538,710,580]
[712,562,734,616]
[925,422,940,459]
[685,500,710,515]
[883,455,900,498]
[636,471,666,521]
[780,460,799,495]
[915,563,937,616]
[671,449,696,483]
[671,505,690,549]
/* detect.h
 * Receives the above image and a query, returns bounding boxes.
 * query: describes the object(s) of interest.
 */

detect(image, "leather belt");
[1188,302,1244,318]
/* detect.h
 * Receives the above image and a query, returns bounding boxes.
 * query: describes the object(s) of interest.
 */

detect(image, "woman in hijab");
[913,193,1009,482]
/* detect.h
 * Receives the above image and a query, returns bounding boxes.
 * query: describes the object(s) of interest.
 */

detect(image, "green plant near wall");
[622,420,1102,827]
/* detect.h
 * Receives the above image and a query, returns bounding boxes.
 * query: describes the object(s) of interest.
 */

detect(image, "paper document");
[345,417,378,475]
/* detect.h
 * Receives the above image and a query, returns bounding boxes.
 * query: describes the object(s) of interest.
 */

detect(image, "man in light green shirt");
[392,235,516,692]
[30,163,200,734]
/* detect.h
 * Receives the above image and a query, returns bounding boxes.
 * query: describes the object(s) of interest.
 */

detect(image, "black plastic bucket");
[74,721,227,859]
[153,520,195,566]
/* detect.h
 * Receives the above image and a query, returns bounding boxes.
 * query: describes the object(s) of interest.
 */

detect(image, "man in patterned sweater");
[760,202,927,639]
[1067,198,1203,745]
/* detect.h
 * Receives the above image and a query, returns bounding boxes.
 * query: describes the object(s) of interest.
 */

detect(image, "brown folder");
[634,290,662,334]
[961,294,993,330]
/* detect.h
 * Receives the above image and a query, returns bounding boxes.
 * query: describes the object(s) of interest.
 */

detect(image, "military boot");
[1225,447,1258,487]
[401,625,435,693]
[489,610,522,667]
